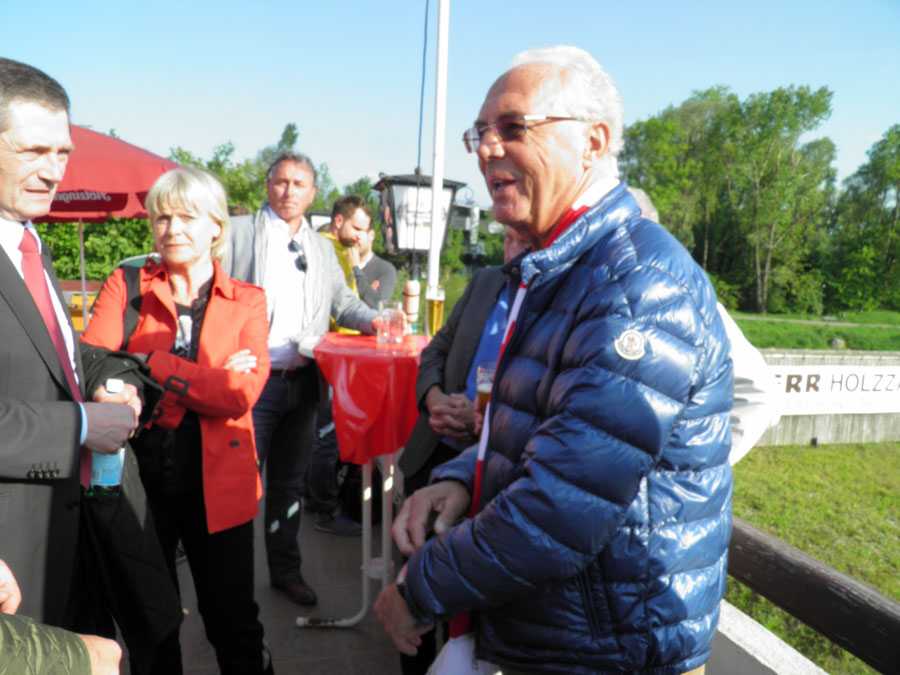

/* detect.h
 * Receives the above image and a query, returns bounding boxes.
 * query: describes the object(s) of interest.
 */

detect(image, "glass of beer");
[476,363,496,415]
[427,287,445,337]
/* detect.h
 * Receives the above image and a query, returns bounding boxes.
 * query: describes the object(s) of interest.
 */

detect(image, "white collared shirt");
[358,251,374,269]
[261,207,313,370]
[573,174,620,210]
[0,217,79,381]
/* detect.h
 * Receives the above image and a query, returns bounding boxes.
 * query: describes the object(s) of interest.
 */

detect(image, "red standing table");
[296,333,427,628]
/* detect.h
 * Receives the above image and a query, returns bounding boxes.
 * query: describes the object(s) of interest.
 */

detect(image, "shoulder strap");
[121,265,142,350]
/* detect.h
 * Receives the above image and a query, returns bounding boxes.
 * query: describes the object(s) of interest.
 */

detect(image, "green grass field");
[730,443,900,674]
[734,318,900,350]
[837,310,900,325]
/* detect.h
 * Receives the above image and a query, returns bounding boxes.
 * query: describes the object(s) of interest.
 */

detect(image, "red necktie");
[19,228,90,486]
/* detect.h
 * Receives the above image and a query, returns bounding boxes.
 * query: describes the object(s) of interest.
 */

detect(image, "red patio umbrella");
[42,125,179,222]
[35,126,179,328]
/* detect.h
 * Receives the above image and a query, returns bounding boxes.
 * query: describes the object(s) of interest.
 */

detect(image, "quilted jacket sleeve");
[409,259,732,620]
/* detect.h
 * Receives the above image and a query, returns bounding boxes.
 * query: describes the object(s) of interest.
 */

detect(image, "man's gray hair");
[0,58,70,133]
[511,46,623,177]
[265,151,318,187]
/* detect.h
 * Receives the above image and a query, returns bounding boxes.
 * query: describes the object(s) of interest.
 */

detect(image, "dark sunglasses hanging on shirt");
[288,239,307,272]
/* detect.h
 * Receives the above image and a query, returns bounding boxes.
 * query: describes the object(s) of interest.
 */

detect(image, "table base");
[296,453,397,628]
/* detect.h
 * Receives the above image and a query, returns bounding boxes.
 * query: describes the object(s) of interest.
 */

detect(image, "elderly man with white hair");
[376,46,733,675]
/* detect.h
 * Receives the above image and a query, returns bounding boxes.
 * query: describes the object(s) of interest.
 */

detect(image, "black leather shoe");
[272,577,318,606]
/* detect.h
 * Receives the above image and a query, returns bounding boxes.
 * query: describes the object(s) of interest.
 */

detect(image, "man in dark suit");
[0,58,137,628]
[400,226,531,494]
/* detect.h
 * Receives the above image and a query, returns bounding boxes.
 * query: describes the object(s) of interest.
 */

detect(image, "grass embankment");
[730,309,900,350]
[730,443,900,674]
[735,319,900,350]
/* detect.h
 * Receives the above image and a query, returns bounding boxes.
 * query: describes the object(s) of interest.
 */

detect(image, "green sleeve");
[0,614,91,675]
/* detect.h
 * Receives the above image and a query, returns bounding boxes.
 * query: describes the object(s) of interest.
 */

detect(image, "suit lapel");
[0,245,78,400]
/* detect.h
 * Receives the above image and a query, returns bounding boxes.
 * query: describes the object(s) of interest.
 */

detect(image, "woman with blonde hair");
[82,166,273,674]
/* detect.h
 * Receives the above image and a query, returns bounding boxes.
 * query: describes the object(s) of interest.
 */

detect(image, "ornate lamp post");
[374,171,465,334]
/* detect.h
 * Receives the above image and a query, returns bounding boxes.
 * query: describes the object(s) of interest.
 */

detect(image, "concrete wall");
[760,349,900,446]
[709,601,826,675]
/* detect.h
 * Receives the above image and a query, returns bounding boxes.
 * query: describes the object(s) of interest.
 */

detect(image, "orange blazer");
[81,260,270,533]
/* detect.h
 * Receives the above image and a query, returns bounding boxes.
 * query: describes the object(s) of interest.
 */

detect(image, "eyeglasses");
[288,239,307,272]
[462,114,597,153]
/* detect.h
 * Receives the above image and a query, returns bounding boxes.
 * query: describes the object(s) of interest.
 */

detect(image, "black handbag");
[79,445,183,670]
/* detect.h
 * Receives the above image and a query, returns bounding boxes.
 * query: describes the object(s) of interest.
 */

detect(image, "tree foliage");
[37,218,153,281]
[827,125,900,310]
[623,85,837,314]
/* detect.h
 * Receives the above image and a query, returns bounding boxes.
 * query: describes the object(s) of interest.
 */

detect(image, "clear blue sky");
[4,1,898,207]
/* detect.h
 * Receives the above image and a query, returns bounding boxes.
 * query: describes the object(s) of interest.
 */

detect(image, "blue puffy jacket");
[404,183,733,674]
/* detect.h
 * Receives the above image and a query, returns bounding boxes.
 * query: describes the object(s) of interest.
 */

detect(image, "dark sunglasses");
[288,239,307,272]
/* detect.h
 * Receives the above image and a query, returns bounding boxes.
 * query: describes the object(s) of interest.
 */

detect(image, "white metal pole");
[426,0,450,299]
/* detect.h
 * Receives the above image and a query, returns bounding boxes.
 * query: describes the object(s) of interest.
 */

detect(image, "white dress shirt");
[261,208,314,370]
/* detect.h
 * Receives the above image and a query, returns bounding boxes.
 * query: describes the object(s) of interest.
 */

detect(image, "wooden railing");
[728,516,900,674]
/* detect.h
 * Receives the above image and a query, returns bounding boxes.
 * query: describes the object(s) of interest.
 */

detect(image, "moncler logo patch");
[614,329,646,361]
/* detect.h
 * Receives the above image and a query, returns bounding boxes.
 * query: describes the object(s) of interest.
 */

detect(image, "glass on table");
[377,301,405,345]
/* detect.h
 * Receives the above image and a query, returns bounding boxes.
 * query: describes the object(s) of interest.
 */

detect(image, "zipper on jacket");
[576,569,602,641]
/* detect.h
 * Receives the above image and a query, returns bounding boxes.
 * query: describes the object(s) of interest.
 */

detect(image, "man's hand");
[224,348,258,374]
[473,408,485,437]
[347,243,362,269]
[426,388,476,440]
[92,381,142,421]
[83,402,138,453]
[0,559,22,614]
[374,583,431,656]
[393,481,471,556]
[77,634,122,675]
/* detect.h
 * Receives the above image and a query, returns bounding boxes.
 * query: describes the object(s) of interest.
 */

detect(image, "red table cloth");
[313,333,427,465]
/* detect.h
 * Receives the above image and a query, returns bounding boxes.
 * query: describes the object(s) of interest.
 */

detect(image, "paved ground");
[175,511,402,674]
